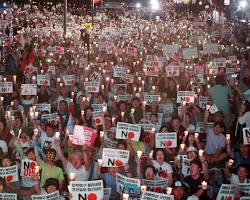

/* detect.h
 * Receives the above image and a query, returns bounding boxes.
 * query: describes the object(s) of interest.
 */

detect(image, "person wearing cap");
[172,181,189,200]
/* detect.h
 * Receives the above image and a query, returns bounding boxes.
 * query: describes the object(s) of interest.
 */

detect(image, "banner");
[142,179,168,192]
[35,103,51,113]
[31,191,59,200]
[141,191,174,200]
[144,95,161,104]
[177,91,195,104]
[0,82,13,93]
[102,148,129,167]
[116,122,141,141]
[84,82,100,93]
[37,74,50,86]
[21,84,37,95]
[155,132,177,148]
[72,125,97,147]
[70,180,103,200]
[20,159,38,177]
[216,184,236,200]
[243,128,250,145]
[0,165,18,183]
[116,173,140,197]
[63,74,76,86]
[0,193,17,200]
[182,47,198,59]
[203,43,219,54]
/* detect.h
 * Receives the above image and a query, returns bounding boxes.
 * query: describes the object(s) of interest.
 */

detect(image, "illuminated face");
[71,153,82,169]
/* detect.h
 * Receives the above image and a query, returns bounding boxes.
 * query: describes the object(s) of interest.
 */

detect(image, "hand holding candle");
[201,181,208,190]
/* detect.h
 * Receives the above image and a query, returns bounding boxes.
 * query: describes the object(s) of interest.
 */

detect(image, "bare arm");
[54,139,68,169]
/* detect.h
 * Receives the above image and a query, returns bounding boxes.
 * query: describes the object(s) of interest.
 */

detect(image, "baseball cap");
[186,146,198,153]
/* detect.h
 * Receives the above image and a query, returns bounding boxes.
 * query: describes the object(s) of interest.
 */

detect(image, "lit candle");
[100,131,104,138]
[195,133,199,139]
[166,187,172,195]
[35,166,40,174]
[0,97,4,102]
[81,110,84,116]
[142,80,145,85]
[184,131,188,137]
[207,84,211,89]
[149,150,153,159]
[102,106,107,113]
[206,105,210,111]
[3,78,6,82]
[182,101,186,106]
[121,112,125,117]
[137,151,142,158]
[55,132,60,139]
[141,185,147,193]
[180,143,185,150]
[97,159,103,166]
[69,172,75,181]
[123,194,129,200]
[152,85,156,90]
[199,149,204,157]
[114,96,117,101]
[177,84,180,90]
[226,134,230,140]
[228,159,234,166]
[143,101,146,107]
[201,181,207,190]
[152,128,156,133]
[13,75,16,83]
[131,109,135,114]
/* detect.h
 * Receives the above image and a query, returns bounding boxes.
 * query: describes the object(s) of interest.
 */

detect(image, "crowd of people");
[0,1,249,200]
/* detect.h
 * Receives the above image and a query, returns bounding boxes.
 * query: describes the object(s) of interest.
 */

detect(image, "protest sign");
[72,125,97,147]
[41,113,58,125]
[84,81,100,93]
[117,94,133,102]
[199,96,211,109]
[21,84,37,95]
[164,44,179,57]
[35,103,51,113]
[182,158,191,177]
[208,65,218,75]
[213,58,227,68]
[194,64,205,75]
[0,82,13,93]
[116,173,140,197]
[92,111,103,126]
[155,132,177,148]
[37,74,50,86]
[92,104,106,112]
[210,105,219,114]
[20,159,38,177]
[240,198,250,200]
[243,128,250,145]
[182,47,198,59]
[122,73,134,84]
[0,165,18,183]
[144,95,161,104]
[161,103,175,113]
[0,193,17,200]
[70,180,103,200]
[142,179,168,192]
[238,183,250,195]
[216,184,236,200]
[63,75,76,86]
[90,71,102,81]
[31,191,59,200]
[116,122,141,141]
[113,67,127,78]
[104,134,118,149]
[144,64,159,77]
[177,91,195,104]
[141,191,174,200]
[203,43,219,54]
[104,188,111,200]
[166,65,180,77]
[102,148,129,167]
[48,65,55,75]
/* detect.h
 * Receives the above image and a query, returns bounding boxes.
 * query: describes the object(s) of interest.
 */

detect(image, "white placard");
[37,74,50,86]
[155,132,177,148]
[21,84,37,95]
[203,43,219,54]
[102,148,129,167]
[182,158,191,177]
[70,180,103,200]
[72,125,97,147]
[164,44,179,57]
[199,96,210,109]
[177,91,195,104]
[104,188,111,200]
[166,65,180,77]
[161,103,175,113]
[208,65,219,75]
[117,94,133,102]
[113,67,127,78]
[0,82,13,93]
[48,65,55,75]
[144,95,161,104]
[63,74,76,86]
[238,183,250,194]
[20,159,38,177]
[210,105,219,114]
[142,179,168,192]
[104,134,118,149]
[182,47,198,59]
[84,82,100,93]
[116,122,141,142]
[90,71,102,81]
[243,128,250,145]
[216,184,236,200]
[141,191,174,200]
[41,113,58,125]
[213,58,227,68]
[92,104,106,112]
[144,64,159,77]
[0,193,17,200]
[31,191,59,200]
[0,165,18,183]
[35,104,51,113]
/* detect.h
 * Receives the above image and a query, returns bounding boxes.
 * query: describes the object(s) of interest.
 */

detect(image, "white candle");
[137,151,142,158]
[152,128,156,133]
[166,187,172,195]
[201,181,207,190]
[3,78,6,82]
[206,105,210,110]
[195,133,199,139]
[121,112,125,117]
[141,185,147,193]
[100,131,104,138]
[199,149,204,157]
[69,172,75,180]
[35,166,39,174]
[13,75,16,83]
[182,101,186,106]
[207,84,211,89]
[103,106,107,113]
[152,85,156,90]
[55,132,60,139]
[226,134,230,140]
[114,96,117,101]
[142,80,145,85]
[180,143,185,149]
[184,131,188,136]
[11,101,14,106]
[123,194,129,200]
[143,101,147,107]
[97,159,103,166]
[131,109,135,114]
[81,110,84,116]
[0,97,4,102]
[229,159,234,166]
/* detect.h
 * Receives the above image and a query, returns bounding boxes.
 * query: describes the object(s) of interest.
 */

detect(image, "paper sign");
[203,43,219,54]
[164,44,179,57]
[84,82,100,93]
[20,159,38,177]
[113,67,127,78]
[199,96,211,109]
[208,65,218,75]
[240,197,250,200]
[21,84,37,95]
[166,65,180,77]
[31,191,59,200]
[155,132,177,148]
[194,64,205,75]
[0,193,17,200]
[102,148,129,167]
[35,104,51,113]
[90,71,102,81]
[104,134,118,149]
[182,158,191,177]
[144,64,159,77]
[226,68,237,74]
[0,82,13,93]
[54,46,64,54]
[116,122,141,141]
[144,95,161,104]
[72,125,97,147]
[161,103,175,113]
[141,191,174,200]
[243,128,250,145]
[63,74,76,86]
[92,111,103,126]
[48,65,55,75]
[41,113,58,125]
[196,122,214,133]
[117,95,133,102]
[113,84,127,94]
[213,58,227,68]
[116,173,140,197]
[142,179,168,192]
[177,91,195,104]
[238,183,250,194]
[216,184,236,200]
[37,74,50,86]
[210,105,219,114]
[127,47,137,57]
[0,165,18,183]
[122,74,134,84]
[104,188,111,200]
[182,47,198,59]
[92,104,106,112]
[70,180,103,200]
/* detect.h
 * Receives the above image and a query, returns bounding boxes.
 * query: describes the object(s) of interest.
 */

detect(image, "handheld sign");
[216,184,236,200]
[70,180,104,200]
[41,113,58,125]
[102,148,129,167]
[142,179,168,192]
[144,95,161,104]
[84,81,100,93]
[199,96,210,109]
[116,122,141,142]
[21,84,37,95]
[31,191,59,200]
[63,74,76,86]
[113,67,127,78]
[209,105,219,114]
[0,193,17,200]
[0,165,18,183]
[238,183,250,195]
[166,65,180,77]
[72,125,97,147]
[182,47,198,59]
[203,43,219,54]
[243,128,250,145]
[0,82,13,93]
[35,103,51,113]
[177,91,195,104]
[117,94,133,102]
[37,74,50,86]
[116,173,140,197]
[20,159,38,177]
[90,71,102,81]
[155,132,177,148]
[104,188,111,200]
[141,191,174,200]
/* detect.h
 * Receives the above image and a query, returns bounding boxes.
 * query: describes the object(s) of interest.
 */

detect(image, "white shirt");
[229,173,249,185]
[0,140,8,153]
[151,160,173,180]
[239,111,250,127]
[66,162,89,181]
